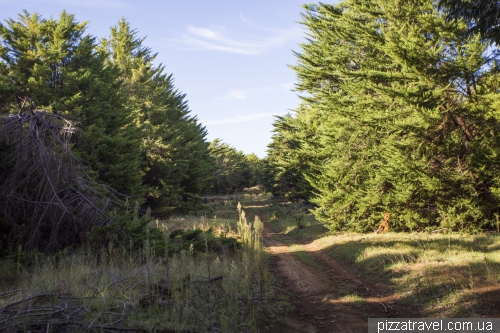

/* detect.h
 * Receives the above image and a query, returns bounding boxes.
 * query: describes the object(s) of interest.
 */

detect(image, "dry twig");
[0,112,126,252]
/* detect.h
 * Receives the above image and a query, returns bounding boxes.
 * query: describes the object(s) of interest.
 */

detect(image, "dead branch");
[375,301,388,312]
[0,112,127,252]
[0,290,19,298]
[191,275,223,284]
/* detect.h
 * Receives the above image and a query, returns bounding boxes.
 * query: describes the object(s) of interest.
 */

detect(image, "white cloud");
[187,26,221,40]
[204,112,286,125]
[227,90,248,100]
[216,83,293,101]
[168,20,302,55]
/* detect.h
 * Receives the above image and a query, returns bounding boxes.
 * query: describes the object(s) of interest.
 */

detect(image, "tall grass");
[0,202,282,332]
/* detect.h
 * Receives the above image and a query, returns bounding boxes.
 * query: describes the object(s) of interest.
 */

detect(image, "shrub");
[168,228,241,255]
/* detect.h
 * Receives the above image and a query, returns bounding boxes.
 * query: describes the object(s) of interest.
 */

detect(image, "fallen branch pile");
[0,111,124,252]
[0,262,218,332]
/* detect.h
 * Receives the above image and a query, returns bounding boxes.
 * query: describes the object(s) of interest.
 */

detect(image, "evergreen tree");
[101,19,214,216]
[439,0,500,43]
[278,0,500,231]
[265,106,316,201]
[0,11,143,196]
[245,153,263,186]
[209,139,253,194]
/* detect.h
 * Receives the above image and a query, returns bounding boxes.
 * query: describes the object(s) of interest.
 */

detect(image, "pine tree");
[439,0,500,43]
[279,0,500,231]
[101,19,214,216]
[265,105,316,201]
[245,153,263,186]
[209,139,253,194]
[0,11,143,197]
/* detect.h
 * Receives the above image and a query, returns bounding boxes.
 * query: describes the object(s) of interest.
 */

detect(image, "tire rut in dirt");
[262,229,373,333]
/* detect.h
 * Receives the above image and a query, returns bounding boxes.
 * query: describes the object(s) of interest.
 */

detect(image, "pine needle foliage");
[439,0,500,43]
[0,13,215,218]
[209,139,253,194]
[101,19,214,216]
[0,11,144,197]
[269,0,500,231]
[265,105,317,202]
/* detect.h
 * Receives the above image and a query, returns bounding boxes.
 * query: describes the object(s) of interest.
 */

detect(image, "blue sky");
[1,0,310,157]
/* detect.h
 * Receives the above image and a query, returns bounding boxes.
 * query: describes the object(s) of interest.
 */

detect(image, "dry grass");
[0,200,285,332]
[312,231,500,316]
[261,198,500,317]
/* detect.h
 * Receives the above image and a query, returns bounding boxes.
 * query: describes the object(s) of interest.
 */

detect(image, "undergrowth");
[0,199,285,332]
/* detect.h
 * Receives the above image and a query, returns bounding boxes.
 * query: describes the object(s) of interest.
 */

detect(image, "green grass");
[340,294,366,309]
[265,203,330,240]
[7,189,498,329]
[242,192,500,318]
[274,234,321,269]
[0,198,285,332]
[313,232,500,317]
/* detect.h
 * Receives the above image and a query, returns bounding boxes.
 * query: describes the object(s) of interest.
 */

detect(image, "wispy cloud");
[216,82,294,101]
[204,112,286,125]
[168,17,302,55]
[282,82,295,90]
[28,0,133,9]
[225,89,249,100]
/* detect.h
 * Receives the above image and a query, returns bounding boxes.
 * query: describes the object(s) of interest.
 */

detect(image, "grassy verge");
[315,232,500,317]
[265,201,330,240]
[0,199,285,332]
[260,196,500,318]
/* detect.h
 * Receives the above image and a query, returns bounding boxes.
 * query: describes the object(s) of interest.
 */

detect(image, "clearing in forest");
[1,188,499,332]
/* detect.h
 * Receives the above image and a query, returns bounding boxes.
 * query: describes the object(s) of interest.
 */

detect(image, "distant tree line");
[209,139,262,194]
[264,0,500,232]
[0,12,260,253]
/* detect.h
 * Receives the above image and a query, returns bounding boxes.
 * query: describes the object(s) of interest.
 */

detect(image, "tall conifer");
[0,11,143,197]
[209,139,253,194]
[275,0,500,231]
[101,19,214,216]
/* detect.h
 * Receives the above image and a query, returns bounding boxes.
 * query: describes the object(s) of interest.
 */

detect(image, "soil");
[245,199,500,332]
[261,225,416,333]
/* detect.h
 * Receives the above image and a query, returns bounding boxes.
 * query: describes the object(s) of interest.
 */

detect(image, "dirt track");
[241,199,409,332]
[261,225,414,333]
[240,196,500,332]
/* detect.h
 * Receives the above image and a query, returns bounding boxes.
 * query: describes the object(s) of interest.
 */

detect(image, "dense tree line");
[0,12,217,220]
[266,0,500,231]
[209,139,262,194]
[0,11,262,254]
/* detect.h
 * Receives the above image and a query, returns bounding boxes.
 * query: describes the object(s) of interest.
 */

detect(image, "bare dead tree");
[0,111,125,253]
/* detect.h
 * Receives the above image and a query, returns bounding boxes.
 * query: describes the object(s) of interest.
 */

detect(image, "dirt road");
[241,196,500,332]
[261,225,416,332]
[248,204,418,333]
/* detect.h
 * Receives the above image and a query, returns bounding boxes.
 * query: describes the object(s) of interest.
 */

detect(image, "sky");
[1,0,311,157]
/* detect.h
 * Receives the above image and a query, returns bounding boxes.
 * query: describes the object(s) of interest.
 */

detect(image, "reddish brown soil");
[261,225,417,333]
[246,199,500,332]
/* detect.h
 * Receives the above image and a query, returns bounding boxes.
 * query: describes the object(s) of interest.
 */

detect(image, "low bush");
[168,228,241,255]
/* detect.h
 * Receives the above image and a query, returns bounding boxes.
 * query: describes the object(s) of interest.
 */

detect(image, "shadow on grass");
[269,233,500,318]
[231,194,500,319]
